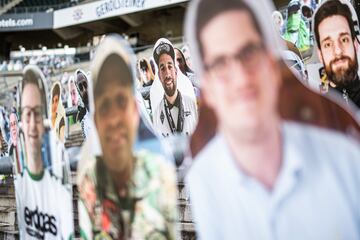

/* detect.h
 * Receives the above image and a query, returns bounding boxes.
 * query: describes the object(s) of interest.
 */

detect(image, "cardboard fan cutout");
[183,0,360,239]
[76,35,178,240]
[15,65,74,239]
[307,0,360,111]
[186,0,360,157]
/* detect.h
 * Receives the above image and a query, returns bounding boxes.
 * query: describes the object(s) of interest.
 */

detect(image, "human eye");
[340,36,350,44]
[25,109,31,119]
[322,40,332,49]
[239,44,258,61]
[211,57,227,71]
[100,99,111,115]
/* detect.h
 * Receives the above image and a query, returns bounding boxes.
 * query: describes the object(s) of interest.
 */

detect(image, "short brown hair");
[314,0,356,49]
[196,0,263,58]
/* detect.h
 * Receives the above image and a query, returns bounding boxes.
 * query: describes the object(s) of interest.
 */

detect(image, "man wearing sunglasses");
[185,0,360,239]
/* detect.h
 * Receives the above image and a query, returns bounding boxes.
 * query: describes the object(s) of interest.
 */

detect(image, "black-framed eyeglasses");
[21,106,43,123]
[204,42,266,79]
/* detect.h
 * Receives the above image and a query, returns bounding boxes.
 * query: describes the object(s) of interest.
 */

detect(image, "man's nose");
[29,112,37,129]
[230,60,252,87]
[108,105,124,127]
[333,41,343,57]
[164,68,171,77]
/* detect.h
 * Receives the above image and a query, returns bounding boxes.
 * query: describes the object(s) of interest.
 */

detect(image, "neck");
[27,151,43,175]
[165,90,178,105]
[52,115,56,126]
[222,118,282,190]
[109,155,134,192]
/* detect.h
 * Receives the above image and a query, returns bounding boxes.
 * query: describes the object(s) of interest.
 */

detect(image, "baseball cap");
[153,38,175,66]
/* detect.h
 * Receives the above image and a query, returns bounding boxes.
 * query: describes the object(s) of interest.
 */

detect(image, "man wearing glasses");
[185,0,360,239]
[15,66,74,240]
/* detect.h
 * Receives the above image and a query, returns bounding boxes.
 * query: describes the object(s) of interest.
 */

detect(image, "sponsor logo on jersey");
[24,206,57,239]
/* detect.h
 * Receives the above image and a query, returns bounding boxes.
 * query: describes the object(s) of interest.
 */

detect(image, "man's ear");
[317,48,324,64]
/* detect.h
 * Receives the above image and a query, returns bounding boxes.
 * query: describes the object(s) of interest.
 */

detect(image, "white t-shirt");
[15,169,74,240]
[153,93,198,138]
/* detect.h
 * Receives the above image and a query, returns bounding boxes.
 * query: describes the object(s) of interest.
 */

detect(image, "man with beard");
[314,0,360,108]
[77,35,177,240]
[152,38,198,137]
[184,0,360,239]
[75,69,91,138]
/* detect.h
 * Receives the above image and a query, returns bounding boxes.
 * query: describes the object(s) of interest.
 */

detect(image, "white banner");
[54,0,188,29]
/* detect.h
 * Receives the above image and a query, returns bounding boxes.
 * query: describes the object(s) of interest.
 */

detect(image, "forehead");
[159,54,174,65]
[77,74,87,82]
[201,10,262,60]
[95,82,132,102]
[318,15,351,40]
[10,114,16,122]
[21,83,41,106]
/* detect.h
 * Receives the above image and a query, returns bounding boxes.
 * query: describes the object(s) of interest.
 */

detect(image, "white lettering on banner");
[0,18,33,28]
[54,0,188,28]
[96,0,145,18]
[73,8,84,21]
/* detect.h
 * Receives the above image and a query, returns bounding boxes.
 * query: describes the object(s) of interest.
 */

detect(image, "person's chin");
[28,137,40,147]
[106,135,129,153]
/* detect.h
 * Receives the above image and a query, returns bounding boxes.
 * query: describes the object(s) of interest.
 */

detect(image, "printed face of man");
[9,113,17,145]
[175,49,186,75]
[70,82,78,106]
[94,78,139,173]
[158,54,178,97]
[317,15,359,87]
[52,92,59,121]
[77,73,89,105]
[183,49,193,69]
[200,10,281,134]
[21,83,44,162]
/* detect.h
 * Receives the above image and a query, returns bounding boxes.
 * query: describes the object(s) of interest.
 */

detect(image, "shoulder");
[153,99,165,117]
[186,135,223,187]
[284,121,360,156]
[284,121,360,175]
[135,150,175,178]
[181,94,196,105]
